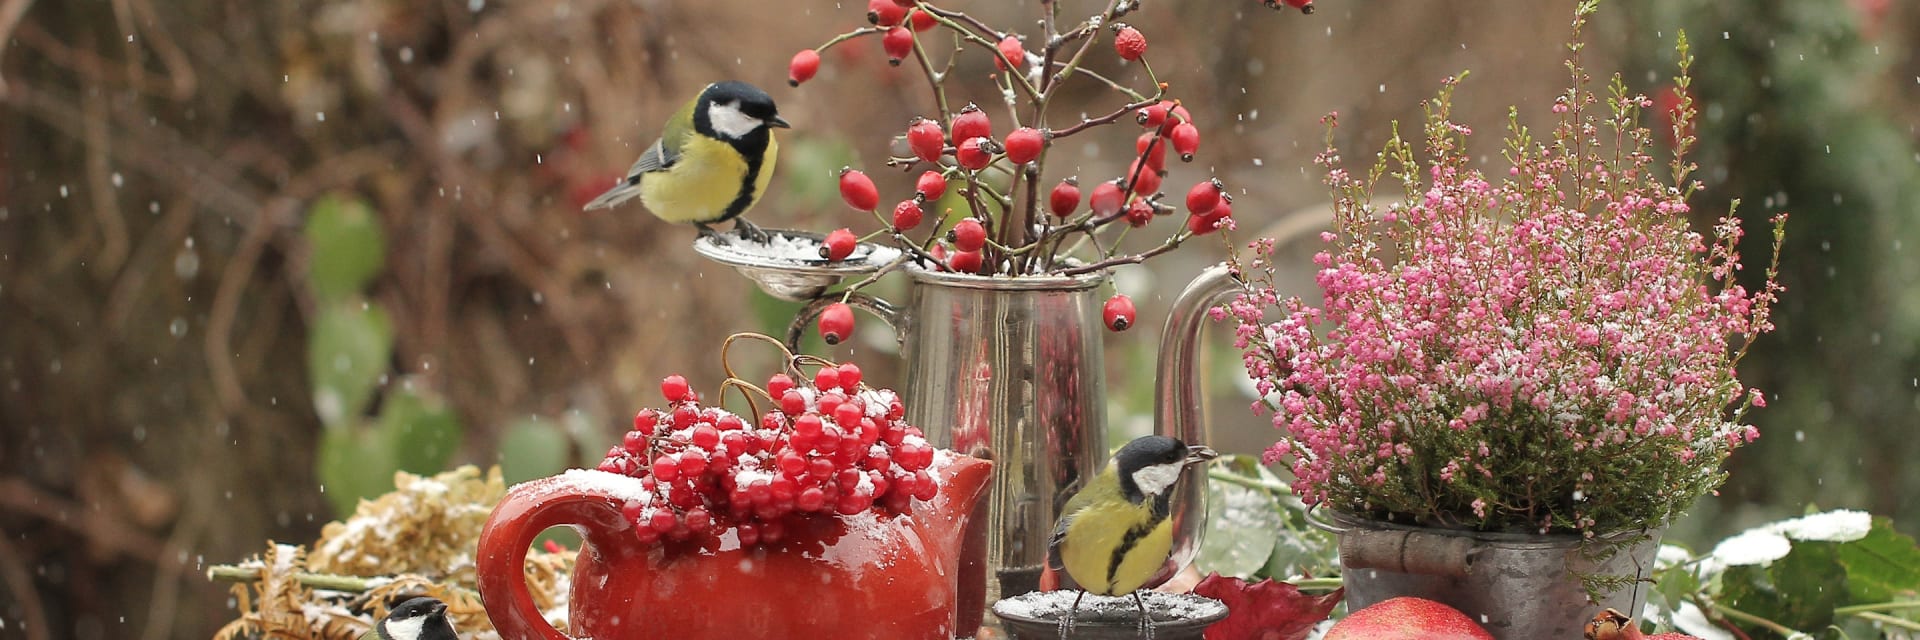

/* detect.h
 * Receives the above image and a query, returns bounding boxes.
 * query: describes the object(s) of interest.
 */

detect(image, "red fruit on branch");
[1124,199,1154,227]
[868,0,906,27]
[952,218,988,252]
[892,199,924,231]
[1187,200,1232,235]
[882,27,914,65]
[947,249,984,273]
[1113,25,1147,61]
[1323,598,1493,640]
[1005,127,1044,165]
[1278,0,1315,13]
[1089,180,1125,218]
[821,228,858,261]
[951,105,992,144]
[1170,121,1201,161]
[838,168,879,210]
[1186,178,1224,214]
[915,170,947,200]
[788,50,821,87]
[1103,294,1136,331]
[661,375,691,402]
[1126,158,1162,195]
[906,7,934,31]
[1137,100,1191,130]
[819,302,856,344]
[995,35,1025,70]
[1136,132,1168,170]
[907,118,946,164]
[956,136,994,170]
[1048,179,1081,217]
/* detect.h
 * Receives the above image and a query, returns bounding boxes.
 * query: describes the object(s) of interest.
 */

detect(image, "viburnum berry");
[868,0,907,27]
[839,168,879,210]
[1187,199,1232,235]
[892,199,924,231]
[906,118,945,164]
[691,424,720,449]
[1113,25,1147,61]
[819,302,856,344]
[766,373,795,398]
[1004,127,1044,165]
[882,27,914,65]
[814,363,843,391]
[1136,132,1168,170]
[955,137,995,171]
[951,105,992,145]
[788,50,821,87]
[1089,180,1125,218]
[821,228,858,261]
[948,249,984,273]
[1186,179,1224,214]
[995,35,1025,70]
[1048,178,1081,217]
[952,218,988,252]
[1103,294,1137,331]
[915,170,947,201]
[1126,158,1163,195]
[907,8,934,31]
[1125,198,1154,227]
[838,363,863,388]
[1170,121,1201,161]
[633,409,659,436]
[661,375,691,402]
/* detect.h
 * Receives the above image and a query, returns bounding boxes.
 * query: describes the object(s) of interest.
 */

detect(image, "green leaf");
[1724,540,1848,636]
[317,425,399,517]
[500,418,569,485]
[1836,516,1920,604]
[379,381,463,475]
[303,195,387,303]
[307,304,393,429]
[1198,470,1282,578]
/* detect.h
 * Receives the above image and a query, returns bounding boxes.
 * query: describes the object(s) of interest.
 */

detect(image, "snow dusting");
[1709,528,1791,567]
[1763,509,1871,542]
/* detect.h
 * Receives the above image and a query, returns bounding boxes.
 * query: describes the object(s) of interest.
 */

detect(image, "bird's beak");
[1184,445,1219,466]
[769,115,792,129]
[431,602,448,617]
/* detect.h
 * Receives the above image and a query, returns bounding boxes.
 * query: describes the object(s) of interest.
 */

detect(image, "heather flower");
[1225,21,1785,539]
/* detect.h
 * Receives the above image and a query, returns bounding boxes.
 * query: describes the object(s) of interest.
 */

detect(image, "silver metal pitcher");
[789,262,1246,637]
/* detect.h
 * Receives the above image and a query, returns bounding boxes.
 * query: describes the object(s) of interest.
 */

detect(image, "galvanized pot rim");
[1311,508,1663,549]
[904,261,1107,291]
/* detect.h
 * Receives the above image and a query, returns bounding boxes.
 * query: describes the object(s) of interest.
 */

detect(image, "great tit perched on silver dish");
[1045,435,1217,629]
[362,596,459,640]
[581,81,789,242]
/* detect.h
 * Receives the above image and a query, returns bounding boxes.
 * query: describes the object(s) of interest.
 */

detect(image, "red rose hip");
[838,168,879,210]
[818,302,856,345]
[1103,294,1136,331]
[788,50,821,86]
[1004,127,1044,164]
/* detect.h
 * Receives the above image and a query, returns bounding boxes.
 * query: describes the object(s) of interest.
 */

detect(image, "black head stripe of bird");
[372,596,458,640]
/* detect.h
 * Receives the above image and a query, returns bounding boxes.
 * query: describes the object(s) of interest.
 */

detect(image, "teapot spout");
[921,454,992,542]
[1151,263,1246,574]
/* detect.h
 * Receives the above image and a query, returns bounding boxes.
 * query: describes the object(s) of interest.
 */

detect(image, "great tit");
[1046,435,1218,628]
[362,596,459,640]
[582,81,790,242]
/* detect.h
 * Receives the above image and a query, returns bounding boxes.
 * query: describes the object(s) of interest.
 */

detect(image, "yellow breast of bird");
[1060,500,1174,596]
[638,135,758,224]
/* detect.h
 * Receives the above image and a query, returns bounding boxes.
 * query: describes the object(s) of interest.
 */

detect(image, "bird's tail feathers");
[582,180,641,211]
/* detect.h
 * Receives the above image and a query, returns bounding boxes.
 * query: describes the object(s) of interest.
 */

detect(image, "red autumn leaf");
[1193,573,1344,640]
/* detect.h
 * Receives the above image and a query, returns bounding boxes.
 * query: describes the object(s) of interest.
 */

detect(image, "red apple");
[1323,597,1494,640]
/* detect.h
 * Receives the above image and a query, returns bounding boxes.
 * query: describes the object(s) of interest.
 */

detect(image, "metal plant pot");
[1317,510,1664,640]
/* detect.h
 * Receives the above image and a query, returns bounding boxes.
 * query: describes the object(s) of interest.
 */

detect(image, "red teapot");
[476,454,992,640]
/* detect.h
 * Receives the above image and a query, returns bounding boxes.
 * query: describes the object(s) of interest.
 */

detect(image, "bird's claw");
[733,219,771,244]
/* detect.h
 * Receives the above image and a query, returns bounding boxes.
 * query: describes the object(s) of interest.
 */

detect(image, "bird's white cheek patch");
[707,101,762,139]
[1131,463,1184,497]
[384,616,425,640]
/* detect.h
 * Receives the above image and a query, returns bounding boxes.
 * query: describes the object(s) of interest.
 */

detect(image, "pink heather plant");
[1223,10,1786,538]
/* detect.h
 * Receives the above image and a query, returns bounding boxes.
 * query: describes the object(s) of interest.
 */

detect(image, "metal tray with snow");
[990,590,1227,640]
[692,229,901,302]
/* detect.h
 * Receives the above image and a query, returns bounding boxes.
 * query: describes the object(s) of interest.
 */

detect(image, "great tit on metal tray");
[1046,435,1218,630]
[363,596,459,640]
[582,81,789,242]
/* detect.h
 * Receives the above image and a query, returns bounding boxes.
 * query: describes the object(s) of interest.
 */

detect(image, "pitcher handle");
[476,471,647,640]
[785,292,902,353]
[1152,262,1246,575]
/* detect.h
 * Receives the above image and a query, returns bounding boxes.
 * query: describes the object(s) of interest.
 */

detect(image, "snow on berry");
[907,118,945,164]
[598,368,943,547]
[951,105,992,144]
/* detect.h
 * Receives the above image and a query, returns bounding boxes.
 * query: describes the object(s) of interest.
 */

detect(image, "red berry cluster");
[595,370,941,546]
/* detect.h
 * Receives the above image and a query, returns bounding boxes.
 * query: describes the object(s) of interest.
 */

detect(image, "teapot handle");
[784,292,902,353]
[476,472,646,640]
[1152,262,1246,574]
